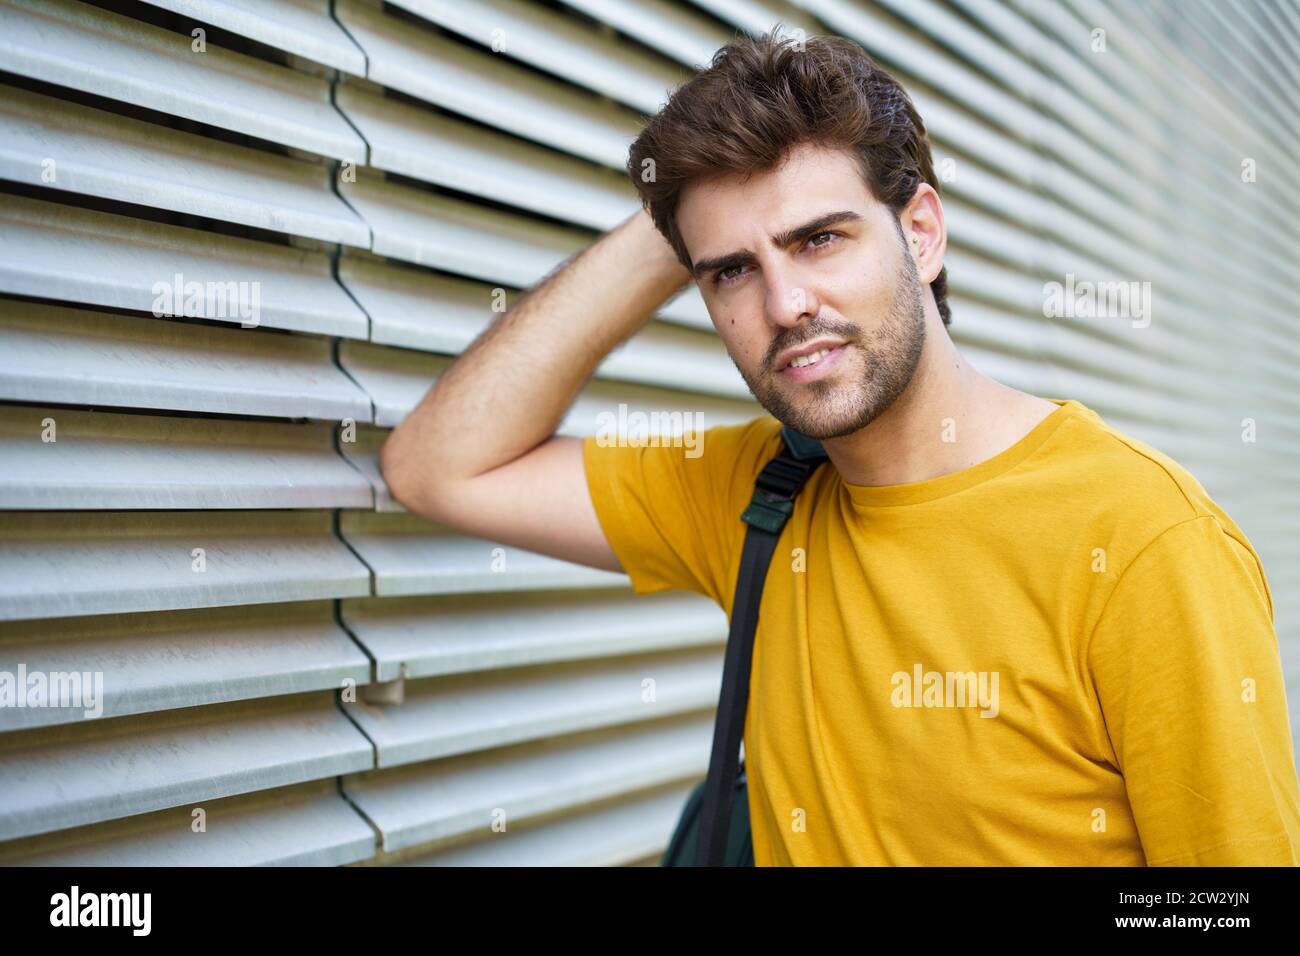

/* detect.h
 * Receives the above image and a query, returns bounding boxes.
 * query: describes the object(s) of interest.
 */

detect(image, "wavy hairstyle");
[627,28,951,326]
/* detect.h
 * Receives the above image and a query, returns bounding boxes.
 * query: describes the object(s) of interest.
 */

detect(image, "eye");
[807,230,841,250]
[713,231,842,287]
[714,263,748,287]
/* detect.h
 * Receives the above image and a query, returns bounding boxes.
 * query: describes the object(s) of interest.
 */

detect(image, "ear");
[899,183,946,285]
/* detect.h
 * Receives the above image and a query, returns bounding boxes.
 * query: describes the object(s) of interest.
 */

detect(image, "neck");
[821,320,1032,487]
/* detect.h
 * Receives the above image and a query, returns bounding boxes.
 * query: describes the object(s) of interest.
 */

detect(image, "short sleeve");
[1087,514,1300,865]
[581,416,782,606]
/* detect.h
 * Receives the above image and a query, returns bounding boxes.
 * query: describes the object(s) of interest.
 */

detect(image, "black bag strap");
[695,425,829,866]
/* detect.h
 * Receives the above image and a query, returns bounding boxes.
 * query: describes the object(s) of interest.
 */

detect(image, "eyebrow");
[689,209,865,281]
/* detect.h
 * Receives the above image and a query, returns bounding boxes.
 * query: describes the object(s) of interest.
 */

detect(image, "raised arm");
[378,207,693,572]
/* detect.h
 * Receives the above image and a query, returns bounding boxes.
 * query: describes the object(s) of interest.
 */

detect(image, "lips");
[775,339,848,372]
[777,342,847,382]
[786,346,835,369]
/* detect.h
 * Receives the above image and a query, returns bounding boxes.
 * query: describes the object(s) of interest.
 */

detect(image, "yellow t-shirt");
[582,397,1300,865]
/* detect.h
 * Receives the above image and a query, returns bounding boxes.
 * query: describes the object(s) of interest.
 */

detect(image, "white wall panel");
[0,0,1293,869]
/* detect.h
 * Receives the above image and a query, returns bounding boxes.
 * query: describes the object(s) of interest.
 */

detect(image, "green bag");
[660,427,827,867]
[661,761,754,866]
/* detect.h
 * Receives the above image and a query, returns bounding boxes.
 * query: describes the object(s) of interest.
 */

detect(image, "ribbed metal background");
[0,0,1295,866]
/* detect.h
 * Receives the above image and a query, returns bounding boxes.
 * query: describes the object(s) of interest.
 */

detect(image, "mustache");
[764,318,862,370]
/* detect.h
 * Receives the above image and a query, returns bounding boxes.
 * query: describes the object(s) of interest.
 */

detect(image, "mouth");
[776,342,848,383]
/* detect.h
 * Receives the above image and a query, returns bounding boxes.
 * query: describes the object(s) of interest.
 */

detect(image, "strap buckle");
[740,434,825,534]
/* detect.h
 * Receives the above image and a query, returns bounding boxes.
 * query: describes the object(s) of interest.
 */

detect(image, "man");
[380,32,1300,865]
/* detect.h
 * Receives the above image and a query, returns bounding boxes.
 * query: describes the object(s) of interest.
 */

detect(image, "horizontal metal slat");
[339,511,628,597]
[329,229,751,350]
[0,195,369,337]
[951,240,1241,379]
[0,779,376,866]
[600,317,752,397]
[380,779,691,865]
[337,338,760,430]
[919,97,1298,314]
[879,0,1127,165]
[0,0,365,160]
[334,81,633,231]
[341,646,722,767]
[691,0,819,38]
[0,83,371,244]
[331,338,519,426]
[0,84,369,245]
[0,691,373,842]
[0,301,373,421]
[802,0,1182,233]
[139,0,367,74]
[563,373,761,436]
[557,0,732,67]
[342,712,711,852]
[341,589,725,681]
[338,252,509,355]
[339,170,590,285]
[388,0,680,113]
[0,510,371,621]
[1177,3,1298,143]
[1025,0,1300,285]
[337,253,745,396]
[655,283,713,330]
[0,405,373,510]
[335,0,639,169]
[946,294,1218,426]
[337,424,397,511]
[954,0,1220,197]
[0,601,369,732]
[337,398,787,515]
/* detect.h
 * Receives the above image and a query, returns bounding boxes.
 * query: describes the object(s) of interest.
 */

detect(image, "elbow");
[379,413,486,529]
[378,431,427,517]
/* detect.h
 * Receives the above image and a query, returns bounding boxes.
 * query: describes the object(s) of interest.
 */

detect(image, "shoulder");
[582,412,785,505]
[1058,403,1272,618]
[668,415,788,514]
[700,415,786,477]
[1058,403,1241,532]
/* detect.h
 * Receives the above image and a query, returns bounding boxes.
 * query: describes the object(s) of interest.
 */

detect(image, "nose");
[763,258,819,331]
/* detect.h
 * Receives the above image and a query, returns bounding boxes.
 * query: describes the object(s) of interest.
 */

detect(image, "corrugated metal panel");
[338,252,745,396]
[342,713,712,852]
[0,195,370,337]
[0,0,1294,869]
[557,0,732,66]
[0,0,366,160]
[0,601,369,732]
[385,0,682,113]
[337,337,759,429]
[341,647,723,767]
[0,85,369,245]
[0,405,372,510]
[339,170,593,286]
[339,511,628,597]
[138,0,368,75]
[334,80,633,231]
[335,0,641,168]
[0,780,376,866]
[341,589,725,681]
[376,781,694,865]
[0,691,373,841]
[338,424,399,511]
[0,510,371,621]
[0,301,374,421]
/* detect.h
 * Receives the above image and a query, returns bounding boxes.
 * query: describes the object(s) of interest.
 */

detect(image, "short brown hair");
[628,29,952,327]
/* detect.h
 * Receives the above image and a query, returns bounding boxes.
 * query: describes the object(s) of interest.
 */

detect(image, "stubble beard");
[735,238,928,441]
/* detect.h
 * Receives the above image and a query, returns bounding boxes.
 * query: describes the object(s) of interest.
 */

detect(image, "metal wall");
[0,0,1295,865]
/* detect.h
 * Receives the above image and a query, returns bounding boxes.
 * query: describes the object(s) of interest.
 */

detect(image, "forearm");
[380,207,691,511]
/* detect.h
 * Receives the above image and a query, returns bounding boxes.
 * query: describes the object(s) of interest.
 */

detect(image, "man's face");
[676,142,928,440]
